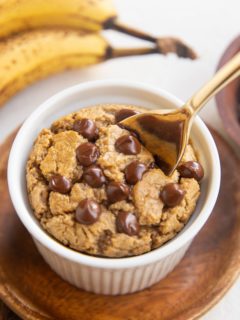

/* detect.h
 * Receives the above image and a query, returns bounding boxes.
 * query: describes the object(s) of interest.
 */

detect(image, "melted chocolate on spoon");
[120,111,188,175]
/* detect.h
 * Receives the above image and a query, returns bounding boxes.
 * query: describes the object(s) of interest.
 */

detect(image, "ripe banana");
[0,29,156,107]
[0,0,116,38]
[0,0,197,59]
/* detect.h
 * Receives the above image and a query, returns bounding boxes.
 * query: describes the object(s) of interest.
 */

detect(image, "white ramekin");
[7,80,221,295]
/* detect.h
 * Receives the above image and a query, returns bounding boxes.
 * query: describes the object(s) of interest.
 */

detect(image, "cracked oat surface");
[26,104,200,258]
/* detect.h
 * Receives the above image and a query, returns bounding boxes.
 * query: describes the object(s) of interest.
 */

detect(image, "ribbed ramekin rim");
[8,79,221,269]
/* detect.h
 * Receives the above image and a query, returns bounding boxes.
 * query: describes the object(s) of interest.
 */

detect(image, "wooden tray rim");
[0,128,240,320]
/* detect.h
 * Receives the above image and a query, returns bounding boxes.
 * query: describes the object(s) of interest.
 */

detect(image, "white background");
[0,0,239,318]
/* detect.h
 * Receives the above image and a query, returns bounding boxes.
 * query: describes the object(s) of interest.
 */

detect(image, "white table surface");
[0,0,239,318]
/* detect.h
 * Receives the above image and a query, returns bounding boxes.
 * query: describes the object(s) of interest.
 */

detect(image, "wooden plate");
[215,35,240,146]
[0,128,240,320]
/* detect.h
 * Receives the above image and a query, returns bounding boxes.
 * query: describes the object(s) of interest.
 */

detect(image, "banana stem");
[106,19,197,60]
[108,19,156,43]
[108,46,157,59]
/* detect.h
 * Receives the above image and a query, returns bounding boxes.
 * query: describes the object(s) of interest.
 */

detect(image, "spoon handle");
[185,52,240,114]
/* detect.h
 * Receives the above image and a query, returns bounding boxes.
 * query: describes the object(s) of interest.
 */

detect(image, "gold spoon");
[120,52,240,175]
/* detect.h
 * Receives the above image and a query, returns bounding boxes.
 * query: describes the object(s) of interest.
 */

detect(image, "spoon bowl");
[121,53,240,175]
[120,109,190,175]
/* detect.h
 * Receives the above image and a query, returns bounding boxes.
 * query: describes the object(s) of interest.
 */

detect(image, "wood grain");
[215,35,240,146]
[0,128,240,320]
[0,302,20,320]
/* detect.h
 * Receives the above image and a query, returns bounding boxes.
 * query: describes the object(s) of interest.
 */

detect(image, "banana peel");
[0,0,197,59]
[0,29,159,107]
[0,0,197,108]
[0,0,117,37]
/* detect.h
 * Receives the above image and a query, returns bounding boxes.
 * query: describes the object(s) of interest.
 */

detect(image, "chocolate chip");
[124,161,147,185]
[178,161,204,181]
[115,135,141,155]
[149,162,157,169]
[49,174,71,194]
[75,199,101,225]
[160,183,185,207]
[76,142,99,167]
[106,181,130,203]
[116,211,140,236]
[115,109,140,122]
[83,165,106,188]
[73,119,99,141]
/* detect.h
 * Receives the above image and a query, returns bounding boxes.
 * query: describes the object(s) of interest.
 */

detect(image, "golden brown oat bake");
[26,104,202,258]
